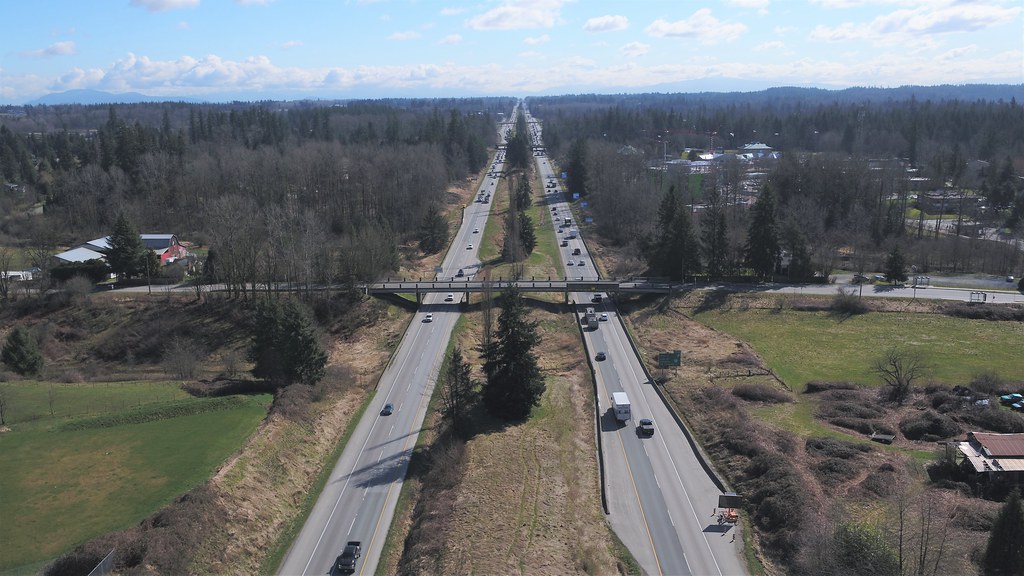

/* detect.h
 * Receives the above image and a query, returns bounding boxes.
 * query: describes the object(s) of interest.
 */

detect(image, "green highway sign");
[657,350,681,368]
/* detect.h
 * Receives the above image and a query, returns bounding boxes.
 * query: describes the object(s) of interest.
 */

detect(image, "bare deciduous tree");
[163,336,203,380]
[873,348,927,404]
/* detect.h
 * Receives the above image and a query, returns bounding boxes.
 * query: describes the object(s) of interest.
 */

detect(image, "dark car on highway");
[637,419,655,437]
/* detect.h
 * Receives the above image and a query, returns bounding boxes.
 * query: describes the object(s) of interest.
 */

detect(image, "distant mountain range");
[17,83,1024,107]
[25,89,198,106]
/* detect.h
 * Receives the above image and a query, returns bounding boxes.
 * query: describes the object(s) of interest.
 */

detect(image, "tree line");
[530,90,1023,280]
[0,97,513,292]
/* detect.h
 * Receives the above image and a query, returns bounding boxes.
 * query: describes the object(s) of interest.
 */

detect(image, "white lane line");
[377,450,384,463]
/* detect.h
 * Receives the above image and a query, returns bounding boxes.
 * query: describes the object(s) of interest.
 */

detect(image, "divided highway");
[527,112,746,575]
[277,113,517,576]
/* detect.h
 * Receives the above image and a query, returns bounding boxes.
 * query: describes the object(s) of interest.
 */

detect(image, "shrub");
[805,437,872,459]
[945,303,1024,321]
[970,370,1004,395]
[858,464,901,497]
[815,457,860,486]
[817,400,885,420]
[899,410,960,441]
[959,409,1024,433]
[831,287,869,317]
[804,381,859,394]
[732,383,791,404]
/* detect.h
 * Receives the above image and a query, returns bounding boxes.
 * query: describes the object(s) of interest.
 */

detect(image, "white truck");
[611,392,631,422]
[567,227,578,239]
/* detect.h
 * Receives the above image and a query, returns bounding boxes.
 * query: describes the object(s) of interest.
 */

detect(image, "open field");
[0,393,270,571]
[693,306,1024,390]
[0,380,191,429]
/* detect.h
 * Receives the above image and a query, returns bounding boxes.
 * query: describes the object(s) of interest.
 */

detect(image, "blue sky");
[1,0,1022,103]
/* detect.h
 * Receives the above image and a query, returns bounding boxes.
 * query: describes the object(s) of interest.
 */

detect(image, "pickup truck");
[334,541,361,574]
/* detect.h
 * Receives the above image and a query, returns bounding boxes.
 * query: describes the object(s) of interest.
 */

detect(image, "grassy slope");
[694,308,1024,390]
[0,380,191,428]
[0,394,270,570]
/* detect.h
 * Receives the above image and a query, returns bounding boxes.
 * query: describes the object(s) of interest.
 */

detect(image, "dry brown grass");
[381,304,624,576]
[190,297,407,574]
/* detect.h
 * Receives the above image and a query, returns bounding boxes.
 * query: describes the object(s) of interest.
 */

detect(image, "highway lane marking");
[614,422,665,576]
[610,320,723,576]
[295,306,424,576]
[377,450,384,463]
[359,344,445,576]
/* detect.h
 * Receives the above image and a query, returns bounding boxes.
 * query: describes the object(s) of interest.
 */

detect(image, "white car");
[600,313,608,321]
[467,243,473,250]
[445,293,454,302]
[424,313,433,323]
[566,259,575,266]
[473,228,479,234]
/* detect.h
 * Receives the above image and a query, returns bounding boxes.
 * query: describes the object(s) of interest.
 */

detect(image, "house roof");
[54,247,106,263]
[741,142,772,151]
[82,236,110,251]
[141,234,176,250]
[970,432,1024,458]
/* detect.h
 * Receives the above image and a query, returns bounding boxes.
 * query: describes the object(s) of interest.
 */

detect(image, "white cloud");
[280,40,303,49]
[177,20,190,29]
[440,7,466,16]
[620,42,649,58]
[523,34,550,45]
[810,2,1022,44]
[755,40,785,50]
[439,34,463,45]
[724,0,770,12]
[235,0,273,5]
[129,0,199,12]
[645,9,748,44]
[583,15,629,32]
[938,44,977,60]
[466,0,566,30]
[387,31,421,41]
[21,41,77,58]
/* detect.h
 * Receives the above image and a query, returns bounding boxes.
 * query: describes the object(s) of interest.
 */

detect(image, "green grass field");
[0,389,270,571]
[695,309,1024,390]
[0,381,193,430]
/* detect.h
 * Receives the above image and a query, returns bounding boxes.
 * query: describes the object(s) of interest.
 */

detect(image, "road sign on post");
[657,350,681,368]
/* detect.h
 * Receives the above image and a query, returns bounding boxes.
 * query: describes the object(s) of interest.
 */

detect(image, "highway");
[527,112,747,575]
[276,112,517,576]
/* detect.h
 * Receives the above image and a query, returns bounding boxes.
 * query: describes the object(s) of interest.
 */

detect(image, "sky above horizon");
[2,0,1022,103]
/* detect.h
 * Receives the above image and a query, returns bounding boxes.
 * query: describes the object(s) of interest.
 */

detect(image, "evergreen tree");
[745,187,781,279]
[982,488,1024,576]
[107,212,147,280]
[2,325,44,377]
[566,138,588,198]
[670,207,702,280]
[480,285,545,421]
[250,299,327,387]
[884,245,908,284]
[418,204,450,254]
[782,222,814,280]
[700,189,730,278]
[515,177,533,210]
[439,346,476,438]
[518,212,537,256]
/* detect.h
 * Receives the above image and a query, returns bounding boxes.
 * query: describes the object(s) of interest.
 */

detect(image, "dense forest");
[0,97,512,292]
[2,86,1024,291]
[529,86,1024,279]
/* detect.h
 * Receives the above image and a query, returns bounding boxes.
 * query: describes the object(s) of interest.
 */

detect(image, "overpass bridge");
[365,277,674,303]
